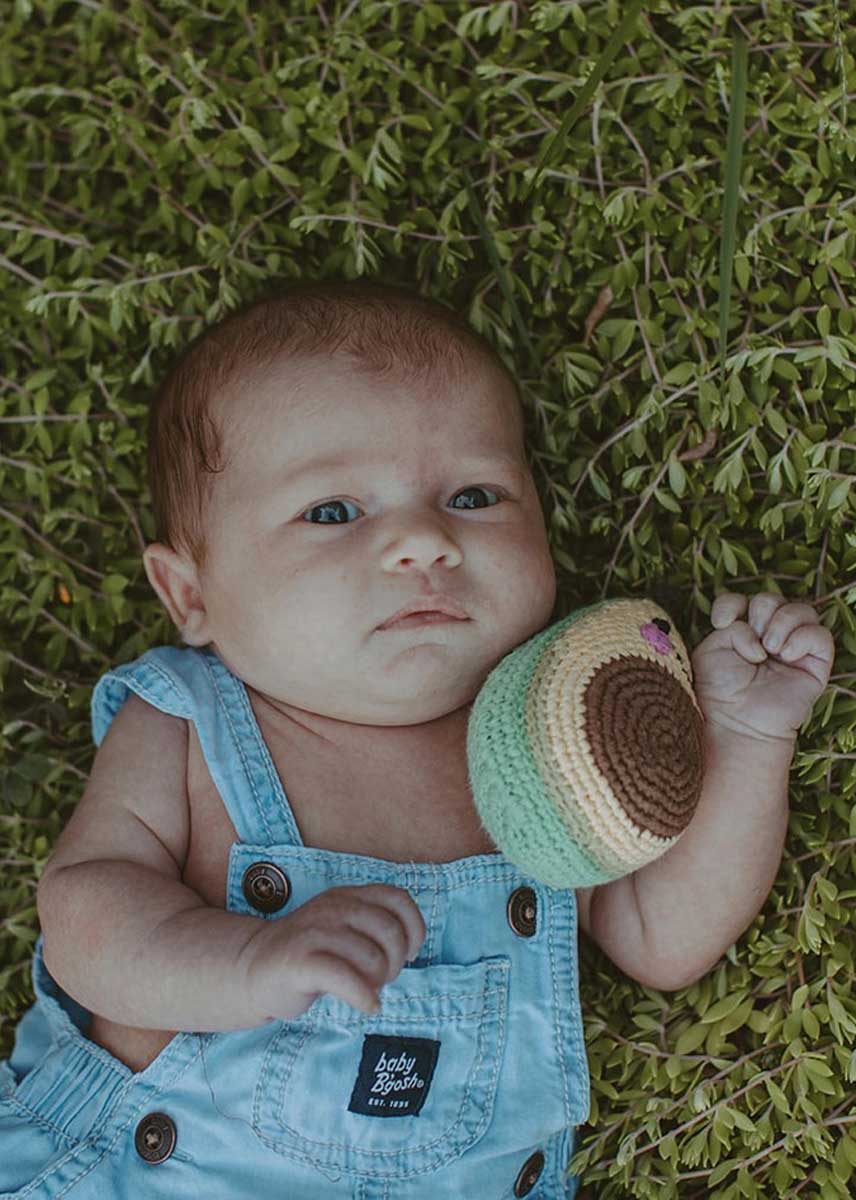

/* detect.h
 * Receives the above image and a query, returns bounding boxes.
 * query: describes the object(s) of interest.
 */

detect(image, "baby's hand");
[242,884,426,1021]
[691,591,835,743]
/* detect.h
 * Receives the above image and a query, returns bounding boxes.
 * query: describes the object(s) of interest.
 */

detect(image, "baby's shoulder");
[43,690,191,881]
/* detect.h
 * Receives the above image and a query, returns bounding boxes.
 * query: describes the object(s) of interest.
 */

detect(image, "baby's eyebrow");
[273,453,527,491]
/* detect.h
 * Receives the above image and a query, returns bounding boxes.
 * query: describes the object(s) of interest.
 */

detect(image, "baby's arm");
[578,592,833,991]
[37,693,424,1030]
[577,722,793,991]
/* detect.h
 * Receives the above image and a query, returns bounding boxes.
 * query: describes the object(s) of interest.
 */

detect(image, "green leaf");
[763,1080,792,1113]
[663,362,695,386]
[719,538,738,574]
[668,457,687,498]
[730,1107,756,1134]
[612,320,636,359]
[709,1159,739,1186]
[734,253,750,290]
[700,992,747,1024]
[654,486,681,513]
[828,479,850,510]
[24,367,58,391]
[675,1022,709,1055]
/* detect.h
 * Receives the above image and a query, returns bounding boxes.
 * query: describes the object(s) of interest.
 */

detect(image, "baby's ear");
[142,543,210,646]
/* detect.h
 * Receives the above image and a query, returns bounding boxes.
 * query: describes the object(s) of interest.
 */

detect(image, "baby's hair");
[147,279,523,573]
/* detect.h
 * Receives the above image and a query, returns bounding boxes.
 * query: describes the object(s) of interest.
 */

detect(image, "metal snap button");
[242,862,290,913]
[134,1112,176,1164]
[514,1149,545,1196]
[507,886,537,937]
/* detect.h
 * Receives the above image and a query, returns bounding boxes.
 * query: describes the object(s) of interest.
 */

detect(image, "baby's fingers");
[697,618,768,664]
[304,949,386,1016]
[342,905,414,982]
[773,624,835,677]
[759,602,820,653]
[710,591,781,630]
[348,884,427,963]
[308,916,415,1014]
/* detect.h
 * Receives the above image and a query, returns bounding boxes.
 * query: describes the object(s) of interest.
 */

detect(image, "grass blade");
[524,0,646,199]
[719,27,749,388]
[465,181,537,368]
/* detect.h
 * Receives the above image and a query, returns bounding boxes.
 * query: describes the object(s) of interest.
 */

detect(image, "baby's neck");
[242,683,494,862]
[247,686,473,775]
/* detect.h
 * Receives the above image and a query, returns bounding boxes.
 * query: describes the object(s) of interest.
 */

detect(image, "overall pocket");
[251,956,510,1181]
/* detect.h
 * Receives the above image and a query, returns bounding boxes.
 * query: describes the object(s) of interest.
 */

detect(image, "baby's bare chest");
[181,721,497,908]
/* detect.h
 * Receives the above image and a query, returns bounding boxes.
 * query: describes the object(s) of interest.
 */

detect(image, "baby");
[0,281,834,1199]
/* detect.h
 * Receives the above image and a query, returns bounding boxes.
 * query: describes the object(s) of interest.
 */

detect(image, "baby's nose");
[380,517,464,572]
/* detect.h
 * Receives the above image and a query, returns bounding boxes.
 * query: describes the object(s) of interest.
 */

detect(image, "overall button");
[135,1112,176,1164]
[242,862,291,913]
[507,887,537,937]
[514,1149,545,1196]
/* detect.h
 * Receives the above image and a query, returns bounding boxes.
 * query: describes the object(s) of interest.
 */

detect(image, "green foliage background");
[2,1,856,1196]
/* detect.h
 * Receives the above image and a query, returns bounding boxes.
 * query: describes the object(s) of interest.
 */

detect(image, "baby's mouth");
[381,612,470,630]
[378,596,470,631]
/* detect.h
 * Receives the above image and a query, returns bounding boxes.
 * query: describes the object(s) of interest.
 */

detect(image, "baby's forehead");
[262,339,499,388]
[219,345,518,425]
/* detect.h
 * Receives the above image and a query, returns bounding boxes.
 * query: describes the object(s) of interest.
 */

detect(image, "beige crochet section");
[523,600,705,875]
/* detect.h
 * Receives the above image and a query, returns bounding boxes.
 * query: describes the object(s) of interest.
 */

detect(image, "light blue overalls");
[0,644,590,1198]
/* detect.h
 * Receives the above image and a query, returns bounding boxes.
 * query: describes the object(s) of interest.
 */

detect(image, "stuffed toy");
[467,599,706,888]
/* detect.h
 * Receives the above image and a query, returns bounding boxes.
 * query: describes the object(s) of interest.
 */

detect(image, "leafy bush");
[1,2,855,1196]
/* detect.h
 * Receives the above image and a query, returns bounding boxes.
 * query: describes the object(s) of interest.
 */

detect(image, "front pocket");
[251,956,510,1180]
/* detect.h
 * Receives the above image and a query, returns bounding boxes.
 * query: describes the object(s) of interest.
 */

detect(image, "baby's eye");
[302,499,362,525]
[449,486,500,510]
[301,487,501,525]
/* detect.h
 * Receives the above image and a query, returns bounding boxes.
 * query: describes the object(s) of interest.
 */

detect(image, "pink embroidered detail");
[640,621,673,655]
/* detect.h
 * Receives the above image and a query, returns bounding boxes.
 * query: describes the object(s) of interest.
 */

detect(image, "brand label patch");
[347,1034,440,1118]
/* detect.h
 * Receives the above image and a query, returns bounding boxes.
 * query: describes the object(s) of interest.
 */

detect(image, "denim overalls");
[0,644,590,1198]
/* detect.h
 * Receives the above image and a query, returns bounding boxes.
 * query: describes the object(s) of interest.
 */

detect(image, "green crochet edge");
[467,601,616,889]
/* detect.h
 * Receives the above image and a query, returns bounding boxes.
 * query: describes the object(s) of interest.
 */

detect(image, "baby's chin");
[237,625,527,723]
[321,664,489,726]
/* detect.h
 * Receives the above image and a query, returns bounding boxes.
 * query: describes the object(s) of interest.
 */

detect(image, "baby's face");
[176,351,556,724]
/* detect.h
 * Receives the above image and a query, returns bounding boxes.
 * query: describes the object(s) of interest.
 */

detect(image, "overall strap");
[91,645,303,847]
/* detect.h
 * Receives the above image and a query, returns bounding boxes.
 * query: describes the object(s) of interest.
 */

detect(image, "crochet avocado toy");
[467,599,706,889]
